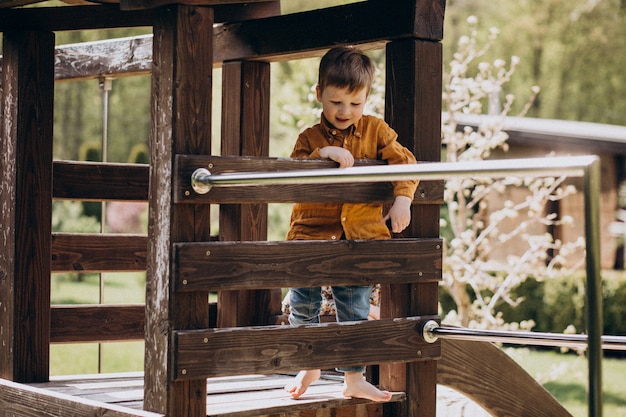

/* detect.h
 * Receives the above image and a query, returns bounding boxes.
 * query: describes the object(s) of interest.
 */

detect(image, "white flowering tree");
[440,16,585,329]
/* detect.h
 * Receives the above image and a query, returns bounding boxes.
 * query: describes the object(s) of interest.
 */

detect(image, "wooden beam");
[174,315,441,380]
[51,305,145,343]
[0,30,55,383]
[438,338,572,417]
[51,233,147,272]
[120,0,278,13]
[217,60,277,328]
[53,161,149,201]
[175,155,444,204]
[380,38,443,417]
[0,2,278,31]
[145,5,213,416]
[174,238,442,291]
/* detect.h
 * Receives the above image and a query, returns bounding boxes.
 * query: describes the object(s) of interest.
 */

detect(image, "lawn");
[50,272,626,416]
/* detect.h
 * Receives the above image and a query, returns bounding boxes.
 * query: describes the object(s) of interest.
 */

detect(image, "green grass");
[508,348,626,417]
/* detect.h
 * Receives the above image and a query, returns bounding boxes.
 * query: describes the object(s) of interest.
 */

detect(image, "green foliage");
[128,143,149,164]
[52,201,101,233]
[440,271,626,337]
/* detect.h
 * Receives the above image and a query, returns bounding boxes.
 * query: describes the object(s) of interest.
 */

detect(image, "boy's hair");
[318,46,376,94]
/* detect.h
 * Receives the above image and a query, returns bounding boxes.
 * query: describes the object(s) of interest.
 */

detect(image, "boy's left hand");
[382,196,412,233]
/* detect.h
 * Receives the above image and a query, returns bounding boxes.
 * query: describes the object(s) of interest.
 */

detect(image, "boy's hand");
[319,146,354,168]
[382,196,412,233]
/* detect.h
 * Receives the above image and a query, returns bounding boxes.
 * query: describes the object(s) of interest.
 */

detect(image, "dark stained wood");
[53,161,149,201]
[174,238,442,291]
[51,233,147,272]
[379,38,443,417]
[0,2,277,31]
[145,5,213,417]
[438,338,572,417]
[174,315,440,379]
[0,378,163,417]
[0,30,54,383]
[176,155,444,204]
[51,305,145,343]
[217,60,276,328]
[120,0,279,13]
[214,0,444,64]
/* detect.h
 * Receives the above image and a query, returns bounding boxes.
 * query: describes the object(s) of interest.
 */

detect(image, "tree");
[440,16,585,329]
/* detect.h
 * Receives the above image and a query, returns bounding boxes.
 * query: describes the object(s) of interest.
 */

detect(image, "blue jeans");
[288,285,373,373]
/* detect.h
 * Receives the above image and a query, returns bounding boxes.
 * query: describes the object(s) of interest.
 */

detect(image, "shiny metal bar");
[191,155,597,194]
[422,320,626,351]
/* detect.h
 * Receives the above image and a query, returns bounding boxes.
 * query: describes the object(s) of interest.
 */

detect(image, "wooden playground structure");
[0,0,606,416]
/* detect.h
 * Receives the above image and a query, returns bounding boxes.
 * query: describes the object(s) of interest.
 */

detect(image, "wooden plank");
[176,155,444,204]
[51,233,147,272]
[51,305,145,343]
[379,38,443,417]
[218,60,277,328]
[53,161,149,201]
[0,378,163,417]
[174,316,440,379]
[145,5,213,416]
[438,338,572,417]
[214,0,445,63]
[205,377,403,417]
[120,0,278,13]
[174,238,442,291]
[0,2,277,31]
[0,30,54,383]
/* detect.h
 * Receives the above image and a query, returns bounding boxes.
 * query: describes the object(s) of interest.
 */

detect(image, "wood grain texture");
[51,233,147,272]
[53,161,149,201]
[175,238,442,291]
[438,338,572,417]
[51,305,145,343]
[174,315,441,379]
[0,30,54,383]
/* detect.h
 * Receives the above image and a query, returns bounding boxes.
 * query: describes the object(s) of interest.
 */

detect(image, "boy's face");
[316,85,367,131]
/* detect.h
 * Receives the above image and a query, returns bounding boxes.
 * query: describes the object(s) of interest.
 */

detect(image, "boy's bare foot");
[343,372,392,402]
[285,369,321,399]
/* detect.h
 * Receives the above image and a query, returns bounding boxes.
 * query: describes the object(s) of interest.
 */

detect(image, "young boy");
[284,46,419,402]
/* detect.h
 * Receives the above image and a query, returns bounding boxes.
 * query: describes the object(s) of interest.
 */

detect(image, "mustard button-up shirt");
[286,114,419,241]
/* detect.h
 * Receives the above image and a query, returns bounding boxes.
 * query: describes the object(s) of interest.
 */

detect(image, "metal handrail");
[190,154,603,417]
[422,320,626,351]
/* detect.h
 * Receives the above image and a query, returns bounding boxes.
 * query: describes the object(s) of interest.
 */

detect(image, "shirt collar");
[319,113,363,140]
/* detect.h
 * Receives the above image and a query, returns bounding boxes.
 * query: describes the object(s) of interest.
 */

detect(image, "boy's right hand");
[319,146,354,168]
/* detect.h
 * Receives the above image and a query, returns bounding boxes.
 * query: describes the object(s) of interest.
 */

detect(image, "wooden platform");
[28,372,405,417]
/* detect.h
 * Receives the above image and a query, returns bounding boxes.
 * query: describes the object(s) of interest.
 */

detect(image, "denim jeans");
[288,285,373,373]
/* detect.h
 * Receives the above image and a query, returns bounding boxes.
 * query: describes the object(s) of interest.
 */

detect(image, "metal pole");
[422,321,626,351]
[191,155,596,194]
[584,158,603,417]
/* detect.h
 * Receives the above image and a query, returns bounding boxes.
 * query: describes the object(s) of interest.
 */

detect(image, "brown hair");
[317,46,376,94]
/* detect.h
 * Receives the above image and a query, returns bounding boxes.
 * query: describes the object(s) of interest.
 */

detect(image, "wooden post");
[0,30,55,383]
[218,60,281,327]
[381,38,443,417]
[144,5,213,416]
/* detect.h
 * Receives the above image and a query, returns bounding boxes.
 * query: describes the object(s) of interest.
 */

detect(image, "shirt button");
[331,235,337,240]
[341,217,347,222]
[355,132,361,137]
[331,130,337,135]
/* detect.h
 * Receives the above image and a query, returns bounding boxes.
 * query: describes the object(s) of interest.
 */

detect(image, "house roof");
[455,114,626,156]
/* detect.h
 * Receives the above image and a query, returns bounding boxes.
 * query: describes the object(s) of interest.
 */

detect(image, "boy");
[284,46,419,402]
